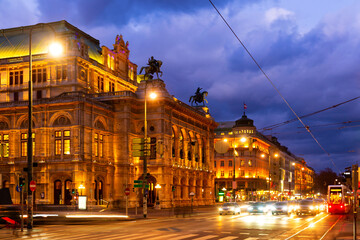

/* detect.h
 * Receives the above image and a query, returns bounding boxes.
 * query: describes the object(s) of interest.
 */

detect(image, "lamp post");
[142,79,157,218]
[300,167,304,199]
[27,23,62,229]
[155,183,161,209]
[78,184,85,196]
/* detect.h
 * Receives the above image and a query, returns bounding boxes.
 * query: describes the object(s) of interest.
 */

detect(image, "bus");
[327,185,352,214]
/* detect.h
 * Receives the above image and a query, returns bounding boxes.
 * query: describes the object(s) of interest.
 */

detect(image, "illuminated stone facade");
[214,114,314,201]
[0,21,216,208]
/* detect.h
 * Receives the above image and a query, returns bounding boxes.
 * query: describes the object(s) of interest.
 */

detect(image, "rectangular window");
[221,171,224,177]
[241,170,245,176]
[63,139,70,155]
[214,161,216,168]
[43,68,47,82]
[20,133,35,157]
[56,66,61,80]
[36,90,42,99]
[9,70,24,86]
[55,130,70,156]
[21,141,27,157]
[14,92,19,102]
[220,161,224,167]
[229,171,233,177]
[0,134,9,158]
[229,160,232,167]
[55,139,62,155]
[150,137,156,159]
[9,72,13,85]
[15,71,19,85]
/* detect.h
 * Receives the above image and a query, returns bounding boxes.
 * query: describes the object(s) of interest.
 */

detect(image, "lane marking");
[319,215,343,240]
[171,234,199,240]
[284,214,329,240]
[194,235,219,239]
[219,237,238,240]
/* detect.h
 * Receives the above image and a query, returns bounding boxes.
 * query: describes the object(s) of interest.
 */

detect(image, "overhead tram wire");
[270,124,360,136]
[208,0,339,172]
[260,96,360,131]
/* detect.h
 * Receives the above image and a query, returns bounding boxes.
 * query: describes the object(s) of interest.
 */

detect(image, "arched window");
[179,131,184,160]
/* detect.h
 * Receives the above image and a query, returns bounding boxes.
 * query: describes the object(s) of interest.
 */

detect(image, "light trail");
[284,214,329,240]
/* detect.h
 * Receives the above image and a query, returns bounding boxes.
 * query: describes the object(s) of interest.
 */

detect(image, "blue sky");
[0,0,359,173]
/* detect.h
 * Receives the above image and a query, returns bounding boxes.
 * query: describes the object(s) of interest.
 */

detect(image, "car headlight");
[219,208,223,211]
[310,206,314,210]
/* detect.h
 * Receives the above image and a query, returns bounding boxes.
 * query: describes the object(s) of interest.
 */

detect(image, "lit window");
[94,133,104,158]
[20,133,35,157]
[221,171,224,177]
[0,134,9,158]
[55,130,70,156]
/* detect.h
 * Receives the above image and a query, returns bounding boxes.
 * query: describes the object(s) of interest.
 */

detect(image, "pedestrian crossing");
[1,229,280,240]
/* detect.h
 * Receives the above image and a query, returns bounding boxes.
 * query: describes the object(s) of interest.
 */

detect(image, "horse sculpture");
[139,56,163,79]
[189,87,208,106]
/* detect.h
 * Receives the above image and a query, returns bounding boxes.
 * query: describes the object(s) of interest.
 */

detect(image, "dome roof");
[233,113,254,127]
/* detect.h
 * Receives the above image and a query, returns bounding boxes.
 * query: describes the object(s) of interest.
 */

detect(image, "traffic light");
[19,177,25,187]
[172,186,176,192]
[72,189,75,194]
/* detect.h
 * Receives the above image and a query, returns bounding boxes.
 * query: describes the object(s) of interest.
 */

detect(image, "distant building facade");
[214,113,314,201]
[0,21,217,208]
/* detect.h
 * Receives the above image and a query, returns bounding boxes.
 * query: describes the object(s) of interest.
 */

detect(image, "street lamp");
[300,167,304,199]
[155,183,161,208]
[142,79,157,218]
[78,184,85,195]
[27,23,62,229]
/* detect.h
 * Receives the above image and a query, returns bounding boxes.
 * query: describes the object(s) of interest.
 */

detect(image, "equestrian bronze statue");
[189,87,208,106]
[139,56,163,79]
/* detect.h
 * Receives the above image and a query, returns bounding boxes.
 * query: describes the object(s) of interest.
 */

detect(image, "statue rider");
[148,56,159,73]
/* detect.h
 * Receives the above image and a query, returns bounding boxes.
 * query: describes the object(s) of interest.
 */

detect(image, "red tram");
[327,185,352,214]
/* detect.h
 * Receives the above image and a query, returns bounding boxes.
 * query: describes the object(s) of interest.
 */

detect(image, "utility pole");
[352,164,358,240]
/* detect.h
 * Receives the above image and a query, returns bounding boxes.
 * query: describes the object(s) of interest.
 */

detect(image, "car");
[271,201,293,215]
[295,200,319,216]
[264,201,277,214]
[314,199,327,212]
[219,202,241,215]
[247,202,266,214]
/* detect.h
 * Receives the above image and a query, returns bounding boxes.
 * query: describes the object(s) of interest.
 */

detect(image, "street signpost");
[29,180,36,192]
[132,138,150,157]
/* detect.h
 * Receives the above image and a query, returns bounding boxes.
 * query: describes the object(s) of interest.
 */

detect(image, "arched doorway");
[147,175,156,207]
[64,180,72,205]
[94,180,103,205]
[54,180,62,205]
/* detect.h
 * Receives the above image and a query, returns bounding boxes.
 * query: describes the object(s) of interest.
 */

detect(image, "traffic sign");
[189,192,195,196]
[134,180,143,184]
[29,180,36,192]
[134,184,149,188]
[124,187,130,196]
[16,185,22,192]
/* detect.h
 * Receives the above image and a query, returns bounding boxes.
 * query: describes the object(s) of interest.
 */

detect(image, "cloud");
[0,0,41,28]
